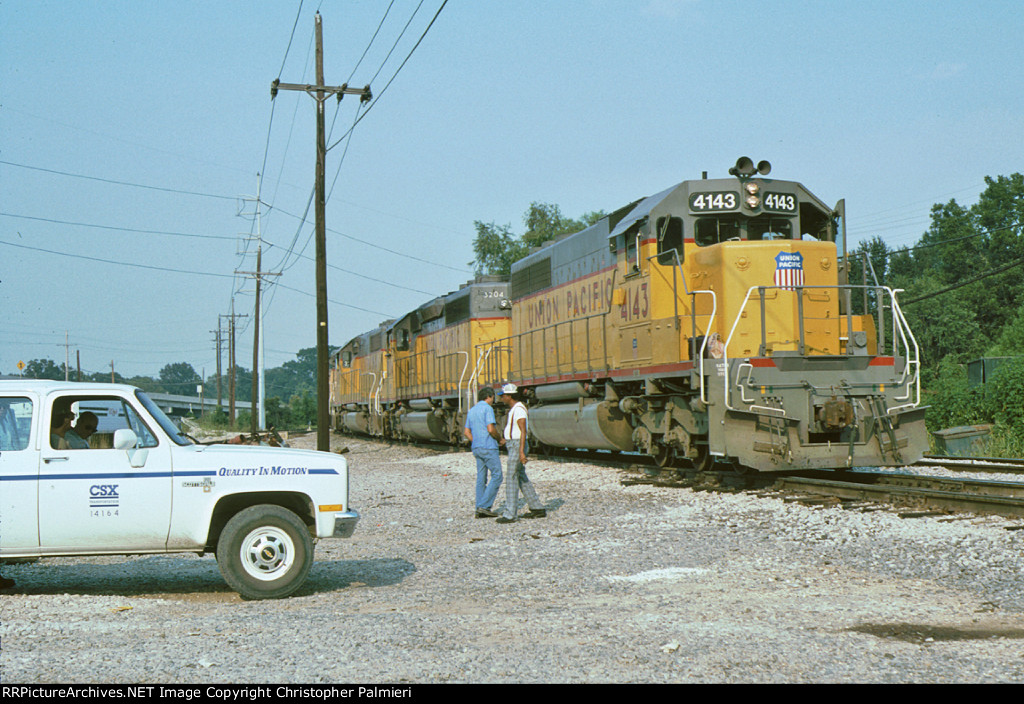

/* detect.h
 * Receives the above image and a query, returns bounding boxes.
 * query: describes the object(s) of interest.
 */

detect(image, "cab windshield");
[136,391,194,446]
[695,216,796,245]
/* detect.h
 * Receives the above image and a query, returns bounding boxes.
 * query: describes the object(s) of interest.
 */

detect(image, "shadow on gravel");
[849,622,1024,644]
[0,556,416,600]
[302,558,416,593]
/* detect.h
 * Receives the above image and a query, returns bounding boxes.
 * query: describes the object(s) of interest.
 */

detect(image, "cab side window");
[656,216,684,265]
[50,396,159,450]
[0,397,32,451]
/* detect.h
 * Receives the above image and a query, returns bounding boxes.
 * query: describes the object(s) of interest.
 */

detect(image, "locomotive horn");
[757,160,772,175]
[729,156,755,177]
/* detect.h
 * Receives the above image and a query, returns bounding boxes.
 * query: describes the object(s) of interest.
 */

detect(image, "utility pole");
[237,245,280,435]
[237,174,279,434]
[221,308,247,428]
[211,321,223,411]
[271,11,371,452]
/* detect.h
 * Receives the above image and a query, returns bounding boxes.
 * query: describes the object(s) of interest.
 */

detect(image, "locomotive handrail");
[361,371,377,414]
[468,344,512,404]
[886,289,921,411]
[479,310,614,384]
[649,249,718,404]
[455,350,470,416]
[722,284,921,416]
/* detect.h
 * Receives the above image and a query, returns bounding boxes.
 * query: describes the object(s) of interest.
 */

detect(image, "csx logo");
[90,484,119,498]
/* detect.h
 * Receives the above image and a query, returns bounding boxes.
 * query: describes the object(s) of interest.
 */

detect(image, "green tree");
[846,236,891,315]
[159,362,202,394]
[263,396,290,430]
[126,375,162,393]
[901,274,987,375]
[922,357,986,431]
[985,358,1024,430]
[471,221,527,276]
[265,347,317,401]
[22,358,66,380]
[987,307,1024,356]
[471,202,604,276]
[288,389,317,427]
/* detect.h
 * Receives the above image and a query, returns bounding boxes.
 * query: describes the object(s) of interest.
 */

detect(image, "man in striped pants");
[496,383,546,524]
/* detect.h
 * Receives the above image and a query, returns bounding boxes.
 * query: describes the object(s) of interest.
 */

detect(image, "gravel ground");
[3,433,1024,684]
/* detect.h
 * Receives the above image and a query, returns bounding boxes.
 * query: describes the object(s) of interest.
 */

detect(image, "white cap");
[500,382,517,395]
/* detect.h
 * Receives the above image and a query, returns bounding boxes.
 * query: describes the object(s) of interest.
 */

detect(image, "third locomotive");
[331,158,929,472]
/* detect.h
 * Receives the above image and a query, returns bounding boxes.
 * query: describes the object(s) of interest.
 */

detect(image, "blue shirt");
[465,400,498,451]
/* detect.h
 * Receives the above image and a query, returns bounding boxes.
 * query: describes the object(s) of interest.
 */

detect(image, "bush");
[922,357,987,431]
[984,358,1024,430]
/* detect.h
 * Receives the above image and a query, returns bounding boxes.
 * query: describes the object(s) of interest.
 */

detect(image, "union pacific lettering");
[520,271,616,331]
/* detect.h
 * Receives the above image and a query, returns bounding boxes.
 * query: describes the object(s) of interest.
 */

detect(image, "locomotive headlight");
[746,195,761,209]
[745,182,760,195]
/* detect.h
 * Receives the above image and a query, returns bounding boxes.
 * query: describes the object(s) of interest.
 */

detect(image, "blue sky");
[2,0,1022,380]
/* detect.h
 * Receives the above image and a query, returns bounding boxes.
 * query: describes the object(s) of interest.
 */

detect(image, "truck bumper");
[332,509,360,539]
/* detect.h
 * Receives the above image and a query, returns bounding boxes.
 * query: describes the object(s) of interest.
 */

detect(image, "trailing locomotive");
[332,158,928,472]
[332,276,511,445]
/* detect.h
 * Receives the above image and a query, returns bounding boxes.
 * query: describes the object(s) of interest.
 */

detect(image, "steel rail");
[774,474,1024,519]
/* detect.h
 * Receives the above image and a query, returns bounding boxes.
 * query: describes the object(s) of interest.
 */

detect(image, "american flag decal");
[774,251,804,290]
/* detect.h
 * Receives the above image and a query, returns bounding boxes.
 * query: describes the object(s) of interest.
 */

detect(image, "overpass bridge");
[147,392,250,418]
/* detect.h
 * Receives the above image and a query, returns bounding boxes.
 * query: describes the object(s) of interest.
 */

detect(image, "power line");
[325,0,449,152]
[0,211,236,241]
[0,160,236,201]
[902,255,1024,306]
[270,202,471,273]
[0,238,234,279]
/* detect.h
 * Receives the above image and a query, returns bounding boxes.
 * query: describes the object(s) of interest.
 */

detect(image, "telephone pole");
[237,244,280,434]
[237,174,280,434]
[271,11,371,452]
[221,308,247,428]
[211,321,223,410]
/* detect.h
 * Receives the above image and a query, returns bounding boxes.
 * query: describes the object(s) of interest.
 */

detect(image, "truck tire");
[216,504,314,600]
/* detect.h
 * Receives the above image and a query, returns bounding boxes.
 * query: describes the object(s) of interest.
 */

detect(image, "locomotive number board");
[689,191,739,212]
[762,192,798,213]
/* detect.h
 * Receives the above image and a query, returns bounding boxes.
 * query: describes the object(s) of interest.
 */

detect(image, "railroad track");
[621,464,1024,522]
[916,454,1024,475]
[763,471,1024,522]
[342,434,1024,521]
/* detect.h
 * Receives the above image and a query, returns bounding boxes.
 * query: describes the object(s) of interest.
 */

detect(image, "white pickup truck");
[0,380,358,600]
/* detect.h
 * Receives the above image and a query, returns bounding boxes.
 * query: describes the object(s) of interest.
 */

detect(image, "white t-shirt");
[503,402,527,440]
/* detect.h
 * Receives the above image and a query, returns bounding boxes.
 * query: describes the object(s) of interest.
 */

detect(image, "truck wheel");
[216,504,313,600]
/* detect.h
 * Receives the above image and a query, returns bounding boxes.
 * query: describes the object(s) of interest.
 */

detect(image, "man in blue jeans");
[463,387,504,518]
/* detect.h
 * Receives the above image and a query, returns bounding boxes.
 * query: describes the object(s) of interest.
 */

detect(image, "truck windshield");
[135,391,194,446]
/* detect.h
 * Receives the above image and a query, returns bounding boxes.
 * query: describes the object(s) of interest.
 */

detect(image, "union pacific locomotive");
[331,158,928,472]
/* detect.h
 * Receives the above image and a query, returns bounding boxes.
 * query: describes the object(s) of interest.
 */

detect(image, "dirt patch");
[849,622,1024,643]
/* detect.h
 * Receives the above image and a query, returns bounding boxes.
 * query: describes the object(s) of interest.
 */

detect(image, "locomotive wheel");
[691,445,715,473]
[653,445,676,468]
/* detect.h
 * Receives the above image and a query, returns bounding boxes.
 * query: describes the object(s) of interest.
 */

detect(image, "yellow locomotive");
[332,277,511,445]
[334,158,928,473]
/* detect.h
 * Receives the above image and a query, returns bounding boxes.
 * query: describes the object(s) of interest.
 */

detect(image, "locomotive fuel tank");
[529,401,633,452]
[397,410,450,443]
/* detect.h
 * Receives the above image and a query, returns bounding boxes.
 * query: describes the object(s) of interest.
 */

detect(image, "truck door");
[0,394,40,555]
[38,393,173,553]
